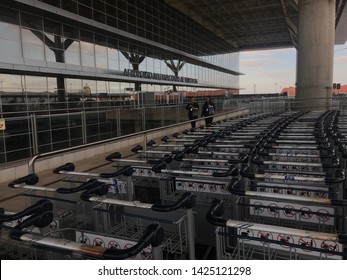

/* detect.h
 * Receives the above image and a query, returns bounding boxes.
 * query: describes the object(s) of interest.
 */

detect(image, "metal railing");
[2,95,345,166]
[27,107,249,174]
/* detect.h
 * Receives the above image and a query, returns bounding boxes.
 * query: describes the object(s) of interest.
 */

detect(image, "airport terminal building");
[0,0,240,100]
[0,0,244,164]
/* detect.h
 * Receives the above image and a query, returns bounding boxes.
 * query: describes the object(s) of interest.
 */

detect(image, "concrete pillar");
[296,0,335,110]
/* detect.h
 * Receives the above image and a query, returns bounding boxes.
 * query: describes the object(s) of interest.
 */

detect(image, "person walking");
[201,96,215,126]
[186,97,199,129]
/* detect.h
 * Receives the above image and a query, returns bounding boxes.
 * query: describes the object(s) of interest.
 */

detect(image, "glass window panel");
[107,47,119,71]
[66,78,82,95]
[95,45,108,69]
[82,80,96,98]
[109,82,120,95]
[21,28,45,60]
[62,1,78,13]
[45,46,57,62]
[93,10,106,24]
[0,39,22,60]
[63,25,79,40]
[0,22,21,41]
[20,12,42,30]
[81,41,95,67]
[0,6,19,25]
[0,74,23,93]
[93,0,105,12]
[43,19,62,36]
[65,40,80,65]
[78,3,92,18]
[25,76,47,92]
[95,35,107,68]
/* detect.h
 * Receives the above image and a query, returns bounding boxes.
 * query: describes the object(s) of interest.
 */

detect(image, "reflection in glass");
[65,40,81,65]
[21,28,45,60]
[95,44,108,69]
[81,41,95,67]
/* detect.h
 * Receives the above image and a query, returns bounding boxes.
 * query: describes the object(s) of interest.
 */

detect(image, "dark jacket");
[201,101,215,117]
[186,102,199,119]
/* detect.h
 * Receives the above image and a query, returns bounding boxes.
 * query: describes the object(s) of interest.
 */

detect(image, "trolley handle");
[0,199,53,222]
[257,148,269,156]
[99,165,134,178]
[147,154,173,165]
[161,136,170,143]
[250,155,264,165]
[151,192,196,211]
[146,140,156,147]
[79,181,110,201]
[10,211,54,241]
[131,145,143,154]
[102,224,164,260]
[240,165,255,179]
[228,154,249,164]
[151,161,167,173]
[198,140,209,147]
[172,144,197,161]
[212,165,239,177]
[56,179,100,194]
[8,173,39,188]
[105,152,122,162]
[227,177,242,192]
[53,162,76,174]
[205,199,227,227]
[325,169,346,184]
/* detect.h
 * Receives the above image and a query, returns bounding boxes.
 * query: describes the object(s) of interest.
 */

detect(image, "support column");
[296,0,335,110]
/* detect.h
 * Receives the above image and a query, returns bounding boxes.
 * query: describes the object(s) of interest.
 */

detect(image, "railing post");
[116,108,121,136]
[30,113,38,155]
[142,107,146,131]
[81,111,87,144]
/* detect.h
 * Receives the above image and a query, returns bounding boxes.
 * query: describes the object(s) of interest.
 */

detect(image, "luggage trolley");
[232,110,346,233]
[8,174,117,231]
[7,175,197,259]
[206,199,347,260]
[0,200,165,260]
[52,161,135,201]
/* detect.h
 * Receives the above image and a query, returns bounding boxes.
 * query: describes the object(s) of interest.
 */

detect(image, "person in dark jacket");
[201,96,215,126]
[186,97,199,128]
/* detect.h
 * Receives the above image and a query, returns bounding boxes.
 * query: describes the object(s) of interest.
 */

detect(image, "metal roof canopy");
[165,0,347,51]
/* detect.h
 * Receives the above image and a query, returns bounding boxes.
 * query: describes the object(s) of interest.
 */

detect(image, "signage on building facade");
[123,69,198,84]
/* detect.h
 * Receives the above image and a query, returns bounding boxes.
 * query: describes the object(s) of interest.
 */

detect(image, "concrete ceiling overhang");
[165,0,347,51]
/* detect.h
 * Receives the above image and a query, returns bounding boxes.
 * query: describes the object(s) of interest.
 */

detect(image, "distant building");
[281,85,347,97]
[333,85,347,95]
[280,87,296,97]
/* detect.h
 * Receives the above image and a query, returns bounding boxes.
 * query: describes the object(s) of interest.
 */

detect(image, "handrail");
[28,107,248,173]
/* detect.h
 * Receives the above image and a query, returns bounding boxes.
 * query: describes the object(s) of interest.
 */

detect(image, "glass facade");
[0,1,240,165]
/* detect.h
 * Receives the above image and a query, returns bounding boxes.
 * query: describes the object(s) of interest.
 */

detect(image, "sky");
[239,41,347,94]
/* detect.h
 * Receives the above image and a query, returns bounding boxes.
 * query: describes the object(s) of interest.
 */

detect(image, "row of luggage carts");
[1,110,347,260]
